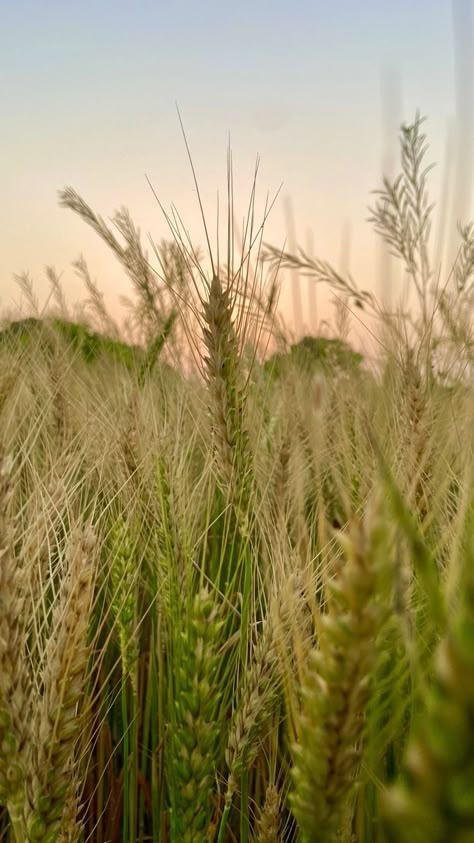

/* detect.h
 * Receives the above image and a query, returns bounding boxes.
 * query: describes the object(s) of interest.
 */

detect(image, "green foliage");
[264,335,363,381]
[0,317,142,369]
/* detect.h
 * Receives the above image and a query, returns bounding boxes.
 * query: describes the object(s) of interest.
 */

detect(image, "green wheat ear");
[290,502,391,842]
[383,503,474,843]
[168,586,225,843]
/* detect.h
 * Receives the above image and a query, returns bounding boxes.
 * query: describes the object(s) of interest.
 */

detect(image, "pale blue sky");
[1,0,471,333]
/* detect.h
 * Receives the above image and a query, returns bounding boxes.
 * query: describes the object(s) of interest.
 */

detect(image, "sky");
[1,0,472,342]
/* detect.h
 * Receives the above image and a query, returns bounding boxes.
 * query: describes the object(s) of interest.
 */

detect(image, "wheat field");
[1,115,473,842]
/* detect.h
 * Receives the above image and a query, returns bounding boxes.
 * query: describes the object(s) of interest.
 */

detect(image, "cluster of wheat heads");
[0,115,473,842]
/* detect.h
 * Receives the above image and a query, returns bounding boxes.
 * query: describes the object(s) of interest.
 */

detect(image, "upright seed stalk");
[201,273,253,534]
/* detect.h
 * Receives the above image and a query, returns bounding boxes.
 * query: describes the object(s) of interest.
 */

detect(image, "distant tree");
[264,335,363,380]
[0,317,142,369]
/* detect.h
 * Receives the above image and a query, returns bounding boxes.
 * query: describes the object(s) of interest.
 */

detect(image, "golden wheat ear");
[201,273,252,505]
[0,453,32,841]
[256,784,281,843]
[24,526,96,843]
[221,611,279,831]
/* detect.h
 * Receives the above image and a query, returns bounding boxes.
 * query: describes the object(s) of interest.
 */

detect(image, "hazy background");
[1,0,472,341]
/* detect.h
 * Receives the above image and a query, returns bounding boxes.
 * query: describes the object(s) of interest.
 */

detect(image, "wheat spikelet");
[168,586,225,843]
[290,504,390,842]
[402,348,432,524]
[59,189,164,343]
[201,273,252,527]
[25,526,96,843]
[256,784,281,843]
[273,569,314,747]
[56,777,83,843]
[224,615,279,807]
